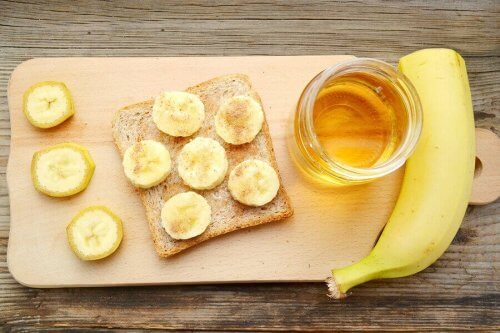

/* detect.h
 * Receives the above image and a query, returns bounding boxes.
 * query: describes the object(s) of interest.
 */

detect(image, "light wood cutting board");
[7,56,499,288]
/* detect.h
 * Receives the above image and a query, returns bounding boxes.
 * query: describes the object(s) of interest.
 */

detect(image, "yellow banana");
[23,81,74,129]
[67,206,123,261]
[215,95,264,145]
[327,49,476,298]
[31,142,95,197]
[161,191,212,240]
[228,159,280,207]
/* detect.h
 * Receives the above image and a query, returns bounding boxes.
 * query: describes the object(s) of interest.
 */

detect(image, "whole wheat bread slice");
[112,74,293,257]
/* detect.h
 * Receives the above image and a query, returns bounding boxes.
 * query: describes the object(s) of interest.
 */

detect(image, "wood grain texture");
[0,0,498,331]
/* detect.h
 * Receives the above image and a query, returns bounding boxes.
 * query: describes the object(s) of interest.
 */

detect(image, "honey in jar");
[291,59,422,185]
[312,72,407,169]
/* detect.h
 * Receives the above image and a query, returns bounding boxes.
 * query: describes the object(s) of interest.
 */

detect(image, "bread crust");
[112,74,293,257]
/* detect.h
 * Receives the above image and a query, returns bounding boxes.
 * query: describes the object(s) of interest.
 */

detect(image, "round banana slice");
[228,159,280,207]
[67,206,123,261]
[215,95,264,145]
[31,142,95,197]
[23,81,75,129]
[161,191,211,240]
[152,91,205,137]
[178,137,228,190]
[123,140,171,189]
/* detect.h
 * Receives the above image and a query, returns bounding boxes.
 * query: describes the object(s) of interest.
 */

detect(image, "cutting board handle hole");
[469,128,500,205]
[474,157,483,179]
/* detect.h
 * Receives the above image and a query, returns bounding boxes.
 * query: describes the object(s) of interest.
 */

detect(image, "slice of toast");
[112,74,293,257]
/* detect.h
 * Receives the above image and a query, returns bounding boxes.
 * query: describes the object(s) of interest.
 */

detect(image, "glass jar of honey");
[290,58,422,186]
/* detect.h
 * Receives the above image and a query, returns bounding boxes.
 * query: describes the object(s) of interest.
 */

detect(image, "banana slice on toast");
[177,137,228,190]
[23,81,74,129]
[123,140,171,189]
[31,142,95,197]
[153,91,205,137]
[215,95,264,145]
[228,159,279,207]
[161,191,212,240]
[67,206,123,260]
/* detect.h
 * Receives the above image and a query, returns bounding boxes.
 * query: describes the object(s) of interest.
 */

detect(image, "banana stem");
[327,255,382,299]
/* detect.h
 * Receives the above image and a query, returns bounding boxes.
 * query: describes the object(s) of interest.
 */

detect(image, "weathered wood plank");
[0,0,499,331]
[0,0,498,57]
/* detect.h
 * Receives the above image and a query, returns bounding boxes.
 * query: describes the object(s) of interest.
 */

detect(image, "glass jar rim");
[300,58,423,181]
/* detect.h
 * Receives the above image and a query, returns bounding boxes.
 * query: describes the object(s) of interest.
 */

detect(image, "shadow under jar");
[290,58,423,186]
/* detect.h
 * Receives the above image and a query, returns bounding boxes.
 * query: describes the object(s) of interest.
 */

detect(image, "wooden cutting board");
[6,56,499,288]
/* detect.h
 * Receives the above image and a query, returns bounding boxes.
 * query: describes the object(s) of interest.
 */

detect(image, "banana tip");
[326,276,348,299]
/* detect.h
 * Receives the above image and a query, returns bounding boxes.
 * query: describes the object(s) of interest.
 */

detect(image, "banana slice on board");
[67,206,123,261]
[228,159,280,207]
[161,191,212,240]
[152,91,205,137]
[177,137,228,190]
[123,140,171,189]
[31,143,95,197]
[23,81,74,129]
[215,95,264,145]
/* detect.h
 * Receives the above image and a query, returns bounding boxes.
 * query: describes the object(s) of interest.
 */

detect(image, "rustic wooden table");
[1,1,498,331]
